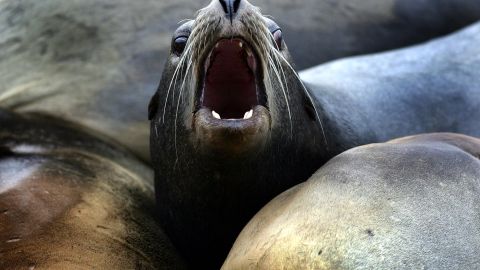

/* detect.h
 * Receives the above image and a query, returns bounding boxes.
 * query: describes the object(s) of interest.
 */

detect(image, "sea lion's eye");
[273,29,283,50]
[173,36,188,56]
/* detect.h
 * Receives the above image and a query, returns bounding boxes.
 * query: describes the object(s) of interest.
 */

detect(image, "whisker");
[162,50,188,123]
[174,59,193,167]
[254,18,294,137]
[266,32,294,136]
[243,12,327,145]
[274,52,329,147]
[178,18,193,25]
[171,10,219,165]
[161,25,204,123]
[266,53,293,137]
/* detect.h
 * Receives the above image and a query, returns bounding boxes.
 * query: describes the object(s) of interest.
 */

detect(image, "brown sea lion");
[0,110,186,269]
[222,133,480,269]
[149,0,480,268]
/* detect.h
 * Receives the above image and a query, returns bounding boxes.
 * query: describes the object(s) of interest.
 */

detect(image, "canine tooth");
[239,42,243,48]
[212,111,221,119]
[243,109,253,119]
[205,55,211,69]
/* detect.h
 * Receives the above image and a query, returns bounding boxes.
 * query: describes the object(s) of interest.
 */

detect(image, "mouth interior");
[202,38,262,119]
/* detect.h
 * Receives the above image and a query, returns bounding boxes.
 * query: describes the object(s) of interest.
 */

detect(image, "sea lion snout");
[218,0,242,23]
[207,0,258,28]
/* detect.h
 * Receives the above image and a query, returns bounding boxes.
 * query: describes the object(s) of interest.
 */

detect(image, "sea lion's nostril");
[219,0,241,23]
[233,0,241,13]
[219,0,228,14]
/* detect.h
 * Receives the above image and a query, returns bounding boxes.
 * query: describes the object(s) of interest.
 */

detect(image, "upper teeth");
[239,42,243,48]
[211,109,254,120]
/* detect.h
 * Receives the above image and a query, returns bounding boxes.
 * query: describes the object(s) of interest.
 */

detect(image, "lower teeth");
[212,111,221,119]
[211,109,254,120]
[243,109,253,119]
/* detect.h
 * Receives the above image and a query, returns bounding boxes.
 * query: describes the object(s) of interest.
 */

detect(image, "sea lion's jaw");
[194,106,270,155]
[193,38,270,155]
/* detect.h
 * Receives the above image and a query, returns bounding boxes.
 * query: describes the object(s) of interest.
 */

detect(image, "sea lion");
[149,0,329,268]
[222,133,480,269]
[149,0,480,268]
[0,110,186,269]
[2,0,480,162]
[300,20,480,153]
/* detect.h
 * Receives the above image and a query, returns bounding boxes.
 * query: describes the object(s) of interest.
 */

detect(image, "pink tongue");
[203,39,257,119]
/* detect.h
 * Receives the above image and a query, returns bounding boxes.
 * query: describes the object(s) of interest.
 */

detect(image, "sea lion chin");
[193,105,270,155]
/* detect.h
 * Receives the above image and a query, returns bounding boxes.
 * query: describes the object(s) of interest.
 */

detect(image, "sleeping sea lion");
[223,133,480,269]
[0,110,186,269]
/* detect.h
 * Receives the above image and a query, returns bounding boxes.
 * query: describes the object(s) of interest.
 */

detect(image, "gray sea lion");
[149,0,480,268]
[300,19,480,152]
[222,133,480,269]
[2,0,480,162]
[0,110,186,269]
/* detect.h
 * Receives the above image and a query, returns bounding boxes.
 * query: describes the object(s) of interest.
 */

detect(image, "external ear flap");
[148,91,160,120]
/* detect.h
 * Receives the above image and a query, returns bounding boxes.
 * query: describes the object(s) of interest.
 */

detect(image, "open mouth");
[198,38,267,120]
[192,38,271,153]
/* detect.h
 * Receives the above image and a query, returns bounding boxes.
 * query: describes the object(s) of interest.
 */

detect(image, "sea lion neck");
[152,133,327,268]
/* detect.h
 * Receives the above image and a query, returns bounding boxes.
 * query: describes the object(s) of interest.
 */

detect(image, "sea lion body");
[301,21,480,157]
[0,110,186,269]
[149,0,480,268]
[222,133,480,269]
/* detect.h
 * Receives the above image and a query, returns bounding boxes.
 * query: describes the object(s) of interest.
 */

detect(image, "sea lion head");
[149,0,322,157]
